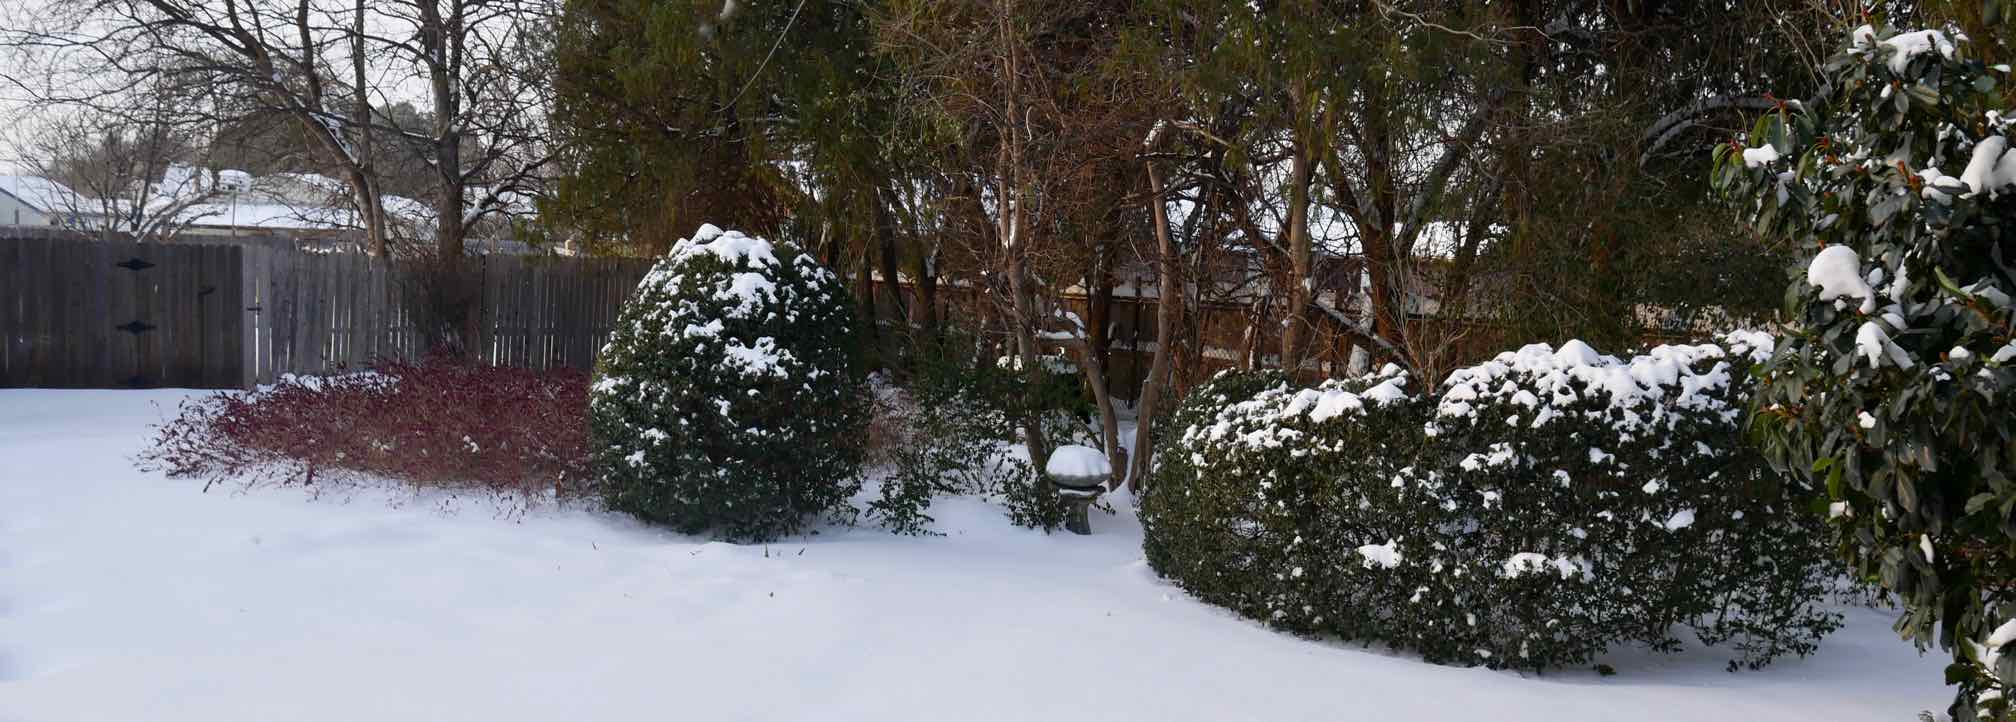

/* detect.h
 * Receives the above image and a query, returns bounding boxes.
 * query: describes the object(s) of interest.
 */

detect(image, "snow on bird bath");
[1046,444,1112,479]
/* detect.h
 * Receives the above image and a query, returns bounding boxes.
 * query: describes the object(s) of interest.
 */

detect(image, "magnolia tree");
[1714,25,2016,718]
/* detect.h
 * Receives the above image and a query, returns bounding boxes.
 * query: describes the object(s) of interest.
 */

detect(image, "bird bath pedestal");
[1046,445,1112,535]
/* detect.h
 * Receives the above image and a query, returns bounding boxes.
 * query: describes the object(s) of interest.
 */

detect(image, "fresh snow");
[1502,553,1585,581]
[1808,246,1877,314]
[1741,145,1781,168]
[1855,321,1915,369]
[1356,539,1404,570]
[0,390,1954,722]
[1852,24,1878,48]
[671,223,781,268]
[1435,334,1757,432]
[1990,618,2016,650]
[1879,29,1957,75]
[1046,444,1113,478]
[1959,135,2012,196]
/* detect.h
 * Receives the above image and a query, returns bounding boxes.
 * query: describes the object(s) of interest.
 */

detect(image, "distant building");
[1,169,558,255]
[0,175,114,228]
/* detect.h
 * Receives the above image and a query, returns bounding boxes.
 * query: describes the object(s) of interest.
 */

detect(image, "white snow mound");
[1046,444,1112,478]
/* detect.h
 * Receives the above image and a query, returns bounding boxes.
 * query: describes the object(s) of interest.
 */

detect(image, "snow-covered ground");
[1,390,1952,721]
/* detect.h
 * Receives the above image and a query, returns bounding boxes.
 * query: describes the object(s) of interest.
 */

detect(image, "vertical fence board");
[171,245,197,385]
[23,239,52,387]
[209,245,241,388]
[87,242,112,386]
[0,239,17,385]
[283,246,306,377]
[346,253,364,368]
[477,255,497,363]
[49,240,78,388]
[103,242,135,387]
[364,257,383,364]
[242,243,265,388]
[5,239,30,385]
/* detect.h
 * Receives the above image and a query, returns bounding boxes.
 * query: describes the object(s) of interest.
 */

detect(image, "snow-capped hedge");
[1140,334,1840,671]
[590,225,868,541]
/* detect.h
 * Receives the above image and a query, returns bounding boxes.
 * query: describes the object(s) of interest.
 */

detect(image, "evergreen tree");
[590,225,869,541]
[1716,22,2016,719]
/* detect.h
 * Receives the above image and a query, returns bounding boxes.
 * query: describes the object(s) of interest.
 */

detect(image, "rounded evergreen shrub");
[1141,334,1841,671]
[589,224,868,541]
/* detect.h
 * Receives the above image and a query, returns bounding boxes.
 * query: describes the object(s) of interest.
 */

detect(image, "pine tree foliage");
[590,225,869,541]
[1142,335,1840,672]
[1714,23,2016,719]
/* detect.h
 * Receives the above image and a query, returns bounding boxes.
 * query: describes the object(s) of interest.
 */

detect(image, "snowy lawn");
[1,390,1951,721]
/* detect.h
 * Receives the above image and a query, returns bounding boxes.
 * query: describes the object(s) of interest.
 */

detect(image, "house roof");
[0,175,86,213]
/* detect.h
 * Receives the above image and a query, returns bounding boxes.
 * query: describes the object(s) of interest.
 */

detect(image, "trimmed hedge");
[589,225,868,541]
[1141,334,1840,671]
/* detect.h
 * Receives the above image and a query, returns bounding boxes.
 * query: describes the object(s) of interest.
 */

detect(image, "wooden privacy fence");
[1,235,654,389]
[238,244,653,386]
[0,237,244,388]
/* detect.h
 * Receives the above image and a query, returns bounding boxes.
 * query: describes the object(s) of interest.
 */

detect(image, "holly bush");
[589,225,868,542]
[1141,338,1839,671]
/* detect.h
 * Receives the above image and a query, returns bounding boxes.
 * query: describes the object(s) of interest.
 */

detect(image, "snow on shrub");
[589,225,868,541]
[141,355,594,502]
[1140,333,1841,671]
[1713,24,2016,718]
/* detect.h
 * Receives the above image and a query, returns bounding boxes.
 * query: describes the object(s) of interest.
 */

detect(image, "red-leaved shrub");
[141,355,594,503]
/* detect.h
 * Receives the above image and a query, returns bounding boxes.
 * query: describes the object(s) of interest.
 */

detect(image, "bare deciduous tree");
[13,106,223,241]
[1,0,560,261]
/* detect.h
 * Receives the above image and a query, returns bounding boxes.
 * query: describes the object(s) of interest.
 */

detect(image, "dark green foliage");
[549,0,897,253]
[589,226,869,542]
[1001,463,1066,532]
[1139,368,1291,575]
[1142,340,1840,672]
[867,464,940,537]
[872,329,1090,533]
[1713,24,2016,717]
[869,336,1018,535]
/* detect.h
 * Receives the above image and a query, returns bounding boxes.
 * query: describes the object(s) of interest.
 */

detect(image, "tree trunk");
[994,0,1047,474]
[1079,335,1122,489]
[1278,84,1319,374]
[909,247,939,335]
[1007,254,1049,472]
[1086,240,1115,395]
[420,0,466,260]
[351,0,385,257]
[859,239,882,362]
[1083,239,1122,482]
[1130,124,1180,489]
[873,194,907,339]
